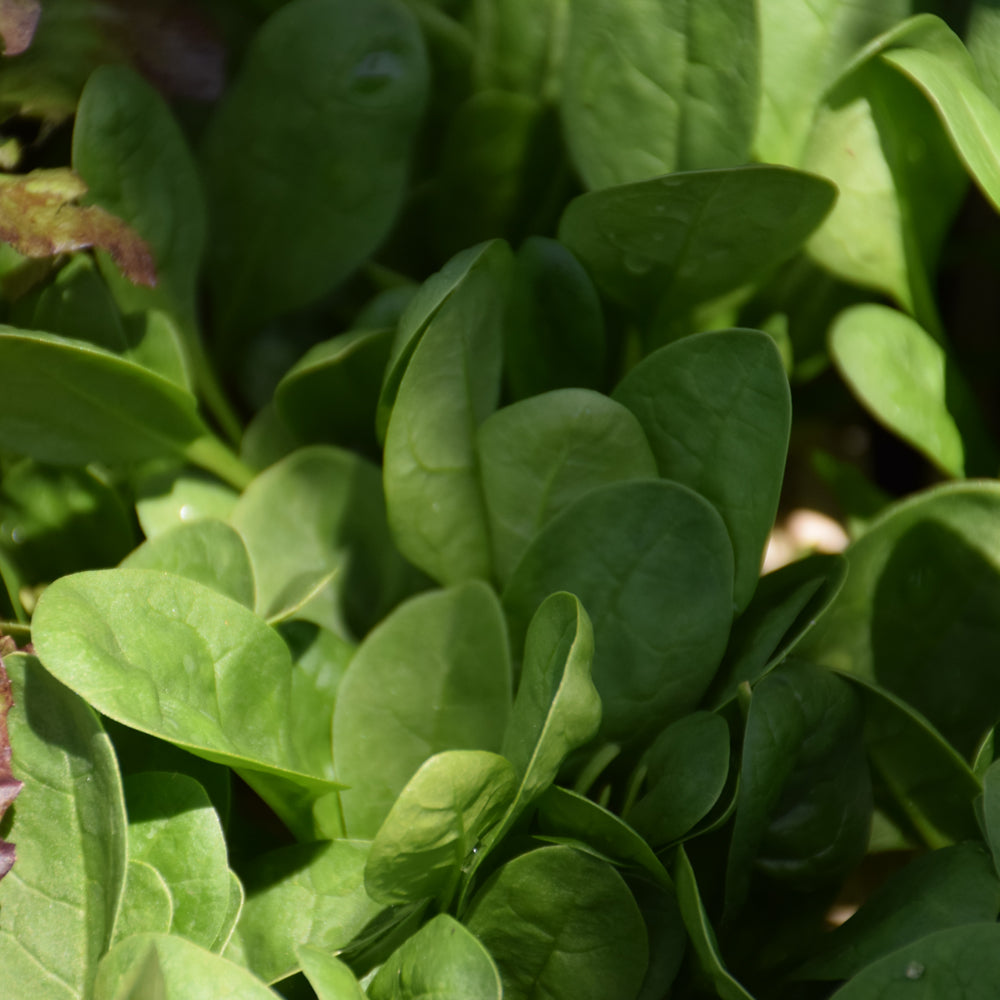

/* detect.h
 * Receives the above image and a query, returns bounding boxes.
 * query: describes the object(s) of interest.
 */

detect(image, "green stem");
[184,435,255,492]
[181,323,244,447]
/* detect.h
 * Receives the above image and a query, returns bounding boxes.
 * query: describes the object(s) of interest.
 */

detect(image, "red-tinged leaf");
[0,168,157,286]
[0,0,40,56]
[0,648,23,882]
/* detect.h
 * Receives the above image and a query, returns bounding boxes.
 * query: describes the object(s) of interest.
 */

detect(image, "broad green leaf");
[708,553,847,708]
[72,65,204,328]
[803,20,970,322]
[830,305,996,478]
[31,569,336,786]
[377,241,505,442]
[368,914,502,1000]
[94,933,282,1000]
[503,236,607,401]
[795,844,1000,982]
[726,661,871,916]
[214,871,244,955]
[478,390,657,585]
[471,0,566,96]
[297,947,367,1000]
[135,470,239,539]
[231,446,421,638]
[561,0,758,188]
[982,759,1000,876]
[122,772,232,951]
[121,520,255,608]
[627,712,730,848]
[274,328,394,458]
[232,840,382,985]
[673,845,755,1000]
[755,0,908,164]
[558,166,836,312]
[798,482,1000,760]
[885,45,1000,214]
[613,329,791,611]
[503,480,733,743]
[967,2,1000,108]
[109,945,167,1000]
[334,582,511,837]
[111,861,173,943]
[383,241,512,584]
[465,845,648,1000]
[829,923,1000,998]
[0,327,210,467]
[536,786,673,889]
[202,0,429,336]
[0,457,134,583]
[0,653,128,1000]
[365,750,516,906]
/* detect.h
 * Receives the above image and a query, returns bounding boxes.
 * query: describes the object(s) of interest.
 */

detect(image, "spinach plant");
[3,2,1000,999]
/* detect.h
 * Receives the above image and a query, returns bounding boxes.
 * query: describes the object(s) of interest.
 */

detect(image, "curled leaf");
[0,0,40,56]
[0,651,23,881]
[0,168,156,286]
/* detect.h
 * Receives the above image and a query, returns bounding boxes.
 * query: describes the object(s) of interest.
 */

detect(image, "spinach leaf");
[333,582,511,837]
[0,653,127,1000]
[613,329,791,611]
[134,470,239,539]
[503,479,733,743]
[112,861,173,943]
[297,946,367,1000]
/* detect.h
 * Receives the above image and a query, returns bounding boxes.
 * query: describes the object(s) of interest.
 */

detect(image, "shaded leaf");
[0,655,21,880]
[297,946,367,1000]
[0,0,40,56]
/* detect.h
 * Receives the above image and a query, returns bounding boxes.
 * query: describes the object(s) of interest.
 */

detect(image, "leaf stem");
[183,435,255,492]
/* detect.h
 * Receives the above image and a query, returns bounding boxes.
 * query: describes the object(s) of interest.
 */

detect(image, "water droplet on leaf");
[904,960,924,980]
[352,50,403,94]
[623,253,653,276]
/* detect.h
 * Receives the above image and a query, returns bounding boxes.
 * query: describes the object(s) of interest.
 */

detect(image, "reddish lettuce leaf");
[0,0,40,56]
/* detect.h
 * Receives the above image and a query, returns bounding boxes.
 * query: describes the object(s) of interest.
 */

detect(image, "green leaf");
[232,840,382,985]
[31,569,336,786]
[465,845,648,1000]
[297,946,367,1000]
[795,844,1000,982]
[627,712,730,848]
[368,914,502,1000]
[755,0,908,164]
[121,772,233,951]
[478,389,657,585]
[981,759,1000,876]
[334,582,511,837]
[121,520,255,609]
[0,653,128,1000]
[111,861,173,943]
[274,328,394,458]
[828,923,1000,998]
[94,933,282,999]
[560,0,758,188]
[0,327,207,466]
[708,553,848,708]
[726,661,871,916]
[72,64,204,328]
[673,845,755,1000]
[202,0,429,336]
[134,470,238,539]
[383,241,512,585]
[503,480,733,743]
[231,445,419,638]
[798,482,1000,760]
[366,750,516,906]
[558,166,836,313]
[471,0,566,96]
[613,329,791,611]
[830,304,996,478]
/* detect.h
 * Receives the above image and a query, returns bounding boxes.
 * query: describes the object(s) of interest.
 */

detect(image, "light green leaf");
[366,750,516,906]
[383,241,512,584]
[233,840,382,985]
[94,933,282,999]
[465,845,648,1000]
[297,946,367,1000]
[202,0,429,336]
[31,569,336,786]
[112,861,174,943]
[561,0,758,188]
[503,480,733,743]
[558,166,835,313]
[122,772,232,951]
[0,653,128,1000]
[121,520,255,608]
[368,914,502,1000]
[135,470,239,539]
[613,329,791,611]
[830,304,995,478]
[334,582,511,837]
[478,390,656,586]
[799,482,1000,761]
